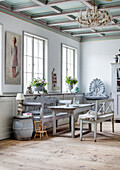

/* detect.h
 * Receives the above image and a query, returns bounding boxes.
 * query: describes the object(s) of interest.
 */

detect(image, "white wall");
[0,24,2,95]
[0,11,80,93]
[0,97,16,140]
[81,38,120,95]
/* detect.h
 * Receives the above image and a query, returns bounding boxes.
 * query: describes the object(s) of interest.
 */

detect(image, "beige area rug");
[0,122,120,170]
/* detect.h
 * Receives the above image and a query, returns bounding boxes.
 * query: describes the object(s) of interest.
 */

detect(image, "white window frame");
[23,32,48,93]
[0,24,3,95]
[61,44,77,92]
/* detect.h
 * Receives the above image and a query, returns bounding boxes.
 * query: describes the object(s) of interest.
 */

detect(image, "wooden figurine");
[27,85,33,94]
[52,68,57,90]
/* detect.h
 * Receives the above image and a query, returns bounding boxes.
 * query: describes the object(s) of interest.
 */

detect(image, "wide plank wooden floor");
[0,122,120,170]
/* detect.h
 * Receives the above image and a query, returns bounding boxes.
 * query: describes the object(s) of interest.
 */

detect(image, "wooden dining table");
[49,103,94,138]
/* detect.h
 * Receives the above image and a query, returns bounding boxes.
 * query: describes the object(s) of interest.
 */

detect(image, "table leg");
[71,111,75,138]
[69,116,71,130]
[53,111,56,136]
[88,123,91,131]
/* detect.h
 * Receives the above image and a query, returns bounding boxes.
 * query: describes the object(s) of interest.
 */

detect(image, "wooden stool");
[34,121,48,140]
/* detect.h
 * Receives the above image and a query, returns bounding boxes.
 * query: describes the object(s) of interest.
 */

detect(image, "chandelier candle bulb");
[86,9,88,17]
[80,11,82,19]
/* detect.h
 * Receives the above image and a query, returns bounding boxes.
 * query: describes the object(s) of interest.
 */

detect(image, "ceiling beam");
[65,15,75,20]
[31,0,46,6]
[48,20,76,26]
[32,10,82,20]
[61,23,120,32]
[72,29,120,37]
[78,0,94,9]
[13,5,40,12]
[100,5,120,10]
[112,15,120,19]
[99,33,105,37]
[91,29,96,32]
[62,24,120,35]
[48,0,81,6]
[49,6,62,14]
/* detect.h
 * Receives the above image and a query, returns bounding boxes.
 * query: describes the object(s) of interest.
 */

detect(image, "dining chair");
[79,99,114,142]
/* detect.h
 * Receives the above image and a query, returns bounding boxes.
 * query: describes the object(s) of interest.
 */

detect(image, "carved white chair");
[79,99,114,142]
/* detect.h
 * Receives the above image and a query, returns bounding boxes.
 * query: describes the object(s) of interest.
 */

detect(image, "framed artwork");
[5,31,21,85]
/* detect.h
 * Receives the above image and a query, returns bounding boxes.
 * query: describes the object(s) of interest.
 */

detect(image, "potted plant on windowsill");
[31,77,49,93]
[66,76,78,92]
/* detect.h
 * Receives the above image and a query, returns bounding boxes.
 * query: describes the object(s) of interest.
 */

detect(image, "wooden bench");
[23,96,72,128]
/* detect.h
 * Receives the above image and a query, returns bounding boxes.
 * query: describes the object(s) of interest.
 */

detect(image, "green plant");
[66,76,78,85]
[31,77,49,87]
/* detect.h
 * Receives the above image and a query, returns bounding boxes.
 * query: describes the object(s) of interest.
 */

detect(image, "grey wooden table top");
[48,103,94,110]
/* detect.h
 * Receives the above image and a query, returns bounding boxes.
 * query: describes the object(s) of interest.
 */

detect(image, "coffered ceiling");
[0,0,120,40]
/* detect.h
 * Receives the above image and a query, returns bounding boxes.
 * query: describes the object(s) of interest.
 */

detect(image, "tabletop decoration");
[66,76,78,92]
[31,77,49,93]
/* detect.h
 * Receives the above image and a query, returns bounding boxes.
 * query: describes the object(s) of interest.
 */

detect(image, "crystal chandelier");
[77,0,112,28]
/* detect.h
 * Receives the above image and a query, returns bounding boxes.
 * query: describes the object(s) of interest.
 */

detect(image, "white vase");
[67,84,73,92]
[32,85,43,92]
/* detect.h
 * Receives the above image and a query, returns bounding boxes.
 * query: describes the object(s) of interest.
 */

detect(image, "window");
[62,44,77,92]
[0,24,2,95]
[24,32,48,93]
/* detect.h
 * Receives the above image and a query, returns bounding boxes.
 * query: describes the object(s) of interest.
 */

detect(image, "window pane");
[34,39,39,57]
[62,63,66,92]
[39,59,43,74]
[24,36,27,56]
[63,63,66,76]
[34,57,39,74]
[71,54,73,65]
[34,73,43,79]
[24,72,32,91]
[62,76,66,92]
[24,55,27,73]
[27,56,32,73]
[75,50,77,78]
[34,73,39,79]
[68,64,71,77]
[0,25,2,94]
[26,36,32,56]
[39,40,43,58]
[38,73,43,79]
[71,64,73,77]
[27,73,32,86]
[24,73,27,92]
[68,49,71,64]
[62,47,67,63]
